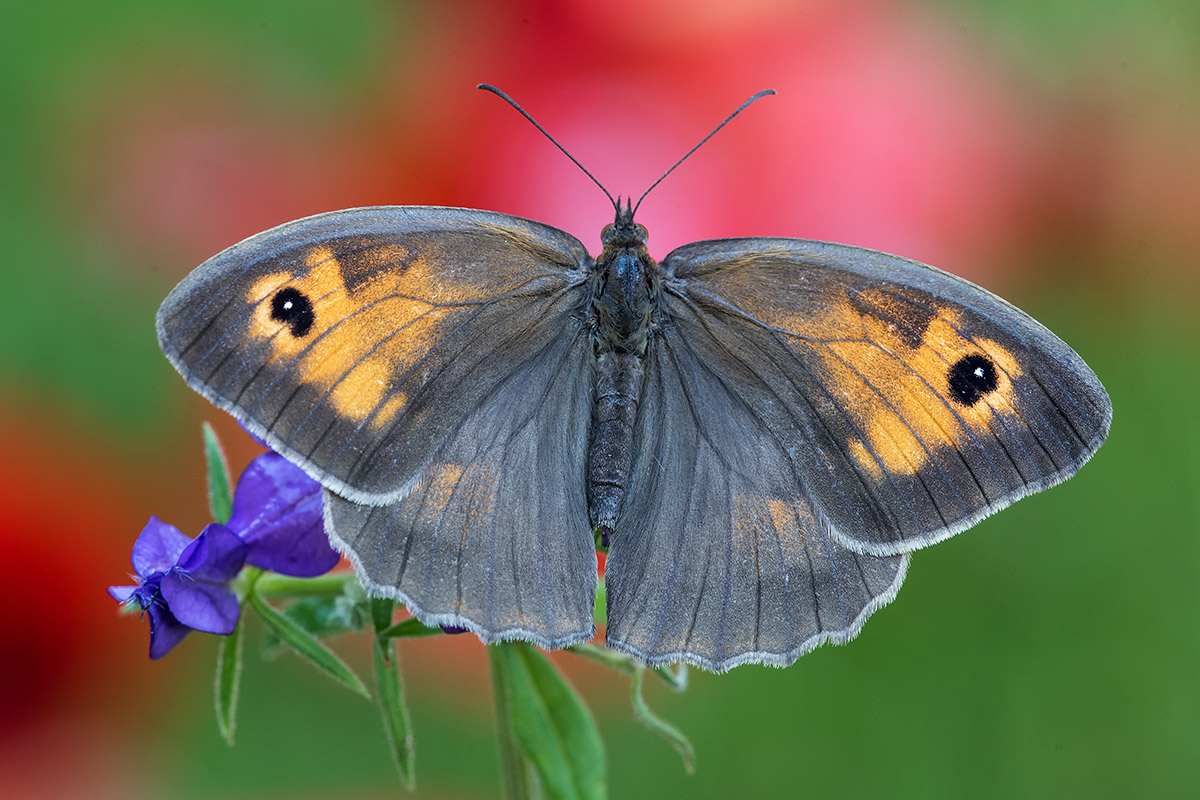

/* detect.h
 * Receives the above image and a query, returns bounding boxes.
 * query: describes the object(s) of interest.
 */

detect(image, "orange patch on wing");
[825,306,1022,479]
[420,463,465,515]
[766,496,823,567]
[728,494,823,570]
[243,244,460,430]
[766,295,1023,480]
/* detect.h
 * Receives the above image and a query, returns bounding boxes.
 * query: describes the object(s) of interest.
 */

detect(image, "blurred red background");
[2,1,1197,797]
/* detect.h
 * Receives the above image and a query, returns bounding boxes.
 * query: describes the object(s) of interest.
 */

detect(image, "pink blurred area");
[3,0,1197,796]
[82,2,1198,292]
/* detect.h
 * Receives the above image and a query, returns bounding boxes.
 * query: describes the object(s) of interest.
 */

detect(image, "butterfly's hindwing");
[604,319,909,671]
[324,317,597,647]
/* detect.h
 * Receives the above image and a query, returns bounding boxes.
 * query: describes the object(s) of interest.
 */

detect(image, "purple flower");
[109,517,248,659]
[112,448,340,659]
[227,452,339,577]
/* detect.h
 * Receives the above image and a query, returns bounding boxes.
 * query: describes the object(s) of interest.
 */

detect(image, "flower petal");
[228,453,338,577]
[146,603,192,659]
[177,523,248,583]
[108,585,138,603]
[161,569,242,634]
[130,516,191,576]
[228,452,317,526]
[161,524,247,634]
[245,491,339,576]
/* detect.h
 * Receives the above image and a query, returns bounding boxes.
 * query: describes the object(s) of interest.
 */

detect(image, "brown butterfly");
[157,86,1110,672]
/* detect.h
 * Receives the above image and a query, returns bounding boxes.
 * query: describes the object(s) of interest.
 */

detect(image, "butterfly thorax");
[586,205,659,534]
[592,211,656,356]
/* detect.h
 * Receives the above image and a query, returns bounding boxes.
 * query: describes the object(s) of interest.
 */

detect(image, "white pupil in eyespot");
[282,300,293,311]
[974,367,984,378]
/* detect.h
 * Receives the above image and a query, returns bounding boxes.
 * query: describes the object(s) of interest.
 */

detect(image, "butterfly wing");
[655,238,1112,556]
[603,320,910,671]
[158,206,598,645]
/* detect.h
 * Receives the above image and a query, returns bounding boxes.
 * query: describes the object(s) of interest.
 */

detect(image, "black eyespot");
[270,287,314,337]
[948,354,999,407]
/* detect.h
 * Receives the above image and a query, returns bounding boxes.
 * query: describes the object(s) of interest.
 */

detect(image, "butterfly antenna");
[632,89,775,216]
[477,83,619,214]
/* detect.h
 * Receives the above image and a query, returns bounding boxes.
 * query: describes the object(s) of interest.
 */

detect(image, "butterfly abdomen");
[588,351,644,528]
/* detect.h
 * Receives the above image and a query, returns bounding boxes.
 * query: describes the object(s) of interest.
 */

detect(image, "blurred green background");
[2,1,1197,798]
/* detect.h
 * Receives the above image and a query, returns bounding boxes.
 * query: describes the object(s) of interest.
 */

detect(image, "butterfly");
[156,86,1111,672]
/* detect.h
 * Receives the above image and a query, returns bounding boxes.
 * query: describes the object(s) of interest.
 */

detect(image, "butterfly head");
[601,197,648,250]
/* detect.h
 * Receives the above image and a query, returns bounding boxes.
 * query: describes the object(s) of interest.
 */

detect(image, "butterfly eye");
[270,287,314,337]
[947,354,1000,406]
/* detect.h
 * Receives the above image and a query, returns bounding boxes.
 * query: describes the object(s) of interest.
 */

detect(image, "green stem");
[568,644,693,773]
[252,571,356,600]
[489,645,537,800]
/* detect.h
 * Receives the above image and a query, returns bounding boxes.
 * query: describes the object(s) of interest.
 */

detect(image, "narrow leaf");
[492,643,606,800]
[202,421,233,524]
[261,595,366,656]
[370,596,395,633]
[374,635,416,787]
[631,667,694,774]
[248,589,368,698]
[380,617,445,639]
[214,617,244,745]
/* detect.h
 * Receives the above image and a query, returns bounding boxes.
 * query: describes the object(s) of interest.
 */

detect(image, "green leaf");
[490,643,606,800]
[247,588,368,698]
[202,421,233,524]
[214,617,244,746]
[370,596,395,633]
[489,646,540,800]
[261,595,367,655]
[373,633,416,787]
[380,617,445,639]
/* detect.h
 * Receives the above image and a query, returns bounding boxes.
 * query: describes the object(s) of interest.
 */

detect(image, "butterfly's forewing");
[604,323,910,671]
[656,238,1112,556]
[157,207,591,504]
[158,207,600,645]
[323,319,597,647]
